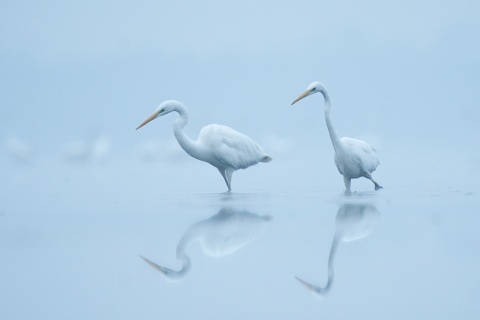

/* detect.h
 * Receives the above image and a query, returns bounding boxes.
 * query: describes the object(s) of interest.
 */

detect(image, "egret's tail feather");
[261,156,272,163]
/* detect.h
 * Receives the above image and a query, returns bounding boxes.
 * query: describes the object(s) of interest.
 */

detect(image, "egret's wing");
[340,137,380,172]
[198,124,268,169]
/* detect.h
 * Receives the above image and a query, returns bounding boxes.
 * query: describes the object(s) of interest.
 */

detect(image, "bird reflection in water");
[140,207,272,281]
[296,201,380,297]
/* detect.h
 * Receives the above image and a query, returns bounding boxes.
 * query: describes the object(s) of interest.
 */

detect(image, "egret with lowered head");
[291,82,382,193]
[136,100,272,191]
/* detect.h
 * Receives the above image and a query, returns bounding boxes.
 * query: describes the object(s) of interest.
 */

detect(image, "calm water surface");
[1,188,479,319]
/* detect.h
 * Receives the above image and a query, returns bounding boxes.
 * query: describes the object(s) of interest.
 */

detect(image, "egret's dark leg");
[365,173,382,191]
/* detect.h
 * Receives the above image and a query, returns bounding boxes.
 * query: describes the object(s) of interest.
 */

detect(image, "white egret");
[292,82,382,193]
[136,100,272,191]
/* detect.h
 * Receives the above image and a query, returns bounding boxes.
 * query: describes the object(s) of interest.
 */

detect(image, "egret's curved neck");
[320,89,344,153]
[172,105,203,160]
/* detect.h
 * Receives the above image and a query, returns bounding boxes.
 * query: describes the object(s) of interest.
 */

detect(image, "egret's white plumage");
[136,100,271,191]
[292,82,382,192]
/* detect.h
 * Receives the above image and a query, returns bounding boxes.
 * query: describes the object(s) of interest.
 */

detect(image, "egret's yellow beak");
[291,90,311,105]
[136,112,158,130]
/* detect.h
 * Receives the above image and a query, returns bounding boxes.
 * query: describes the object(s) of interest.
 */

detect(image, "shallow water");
[1,187,479,320]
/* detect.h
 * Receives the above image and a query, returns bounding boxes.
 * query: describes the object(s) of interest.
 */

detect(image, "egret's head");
[155,100,180,116]
[291,82,326,105]
[136,100,181,130]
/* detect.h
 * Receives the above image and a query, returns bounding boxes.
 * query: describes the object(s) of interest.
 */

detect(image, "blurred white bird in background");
[4,136,34,164]
[292,82,382,193]
[63,127,111,165]
[136,100,272,191]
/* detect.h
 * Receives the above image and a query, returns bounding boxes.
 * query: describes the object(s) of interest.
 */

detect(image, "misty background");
[2,0,479,203]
